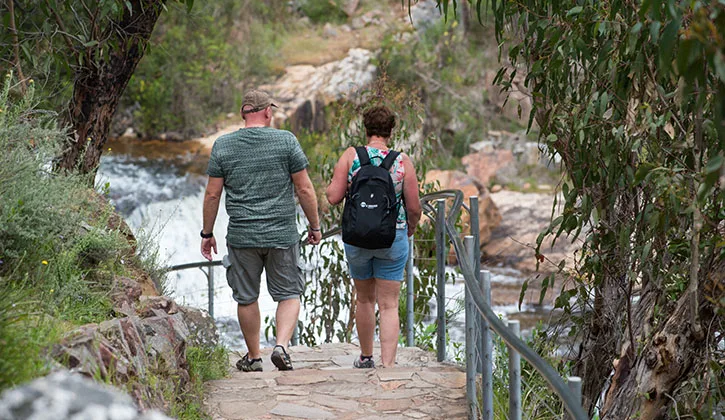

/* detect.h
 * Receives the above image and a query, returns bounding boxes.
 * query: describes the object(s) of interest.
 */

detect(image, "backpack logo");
[360,202,378,209]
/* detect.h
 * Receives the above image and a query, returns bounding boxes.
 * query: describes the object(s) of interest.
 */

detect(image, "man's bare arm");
[291,168,320,229]
[201,177,224,260]
[203,177,224,234]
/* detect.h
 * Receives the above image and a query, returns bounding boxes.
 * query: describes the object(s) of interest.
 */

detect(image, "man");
[201,89,321,372]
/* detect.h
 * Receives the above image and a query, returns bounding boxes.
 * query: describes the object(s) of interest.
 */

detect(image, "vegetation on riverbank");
[0,74,227,418]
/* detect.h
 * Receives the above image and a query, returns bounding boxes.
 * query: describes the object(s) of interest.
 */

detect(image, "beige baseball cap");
[241,89,278,114]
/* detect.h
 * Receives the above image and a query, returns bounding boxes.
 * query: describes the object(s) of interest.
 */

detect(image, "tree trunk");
[55,0,165,175]
[600,259,720,419]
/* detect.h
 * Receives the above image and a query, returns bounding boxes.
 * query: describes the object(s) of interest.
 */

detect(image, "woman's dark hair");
[363,106,396,138]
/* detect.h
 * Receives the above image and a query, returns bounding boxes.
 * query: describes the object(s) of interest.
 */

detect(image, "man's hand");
[307,229,322,245]
[201,237,217,261]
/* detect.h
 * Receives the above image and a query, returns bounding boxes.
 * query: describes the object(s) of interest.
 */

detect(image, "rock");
[177,305,219,349]
[122,127,137,138]
[136,295,179,318]
[409,0,441,33]
[50,300,218,411]
[351,17,365,29]
[461,149,514,187]
[158,131,184,142]
[262,49,377,133]
[111,276,143,311]
[323,23,338,38]
[340,24,352,32]
[491,184,503,193]
[469,140,495,154]
[423,170,502,248]
[342,0,359,16]
[483,191,579,273]
[0,371,172,420]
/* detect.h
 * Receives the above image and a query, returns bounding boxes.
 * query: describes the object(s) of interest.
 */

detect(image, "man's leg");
[237,301,261,359]
[227,247,264,362]
[275,298,300,348]
[354,278,376,358]
[376,278,402,367]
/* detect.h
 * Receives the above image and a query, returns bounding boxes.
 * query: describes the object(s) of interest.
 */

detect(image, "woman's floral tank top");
[347,146,407,229]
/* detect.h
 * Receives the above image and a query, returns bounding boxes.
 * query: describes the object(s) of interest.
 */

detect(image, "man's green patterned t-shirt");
[206,127,309,248]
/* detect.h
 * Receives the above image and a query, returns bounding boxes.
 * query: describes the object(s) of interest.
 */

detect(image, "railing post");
[480,270,493,420]
[508,320,522,420]
[464,236,478,420]
[436,198,447,362]
[207,266,215,319]
[406,235,415,347]
[469,196,482,374]
[566,376,583,420]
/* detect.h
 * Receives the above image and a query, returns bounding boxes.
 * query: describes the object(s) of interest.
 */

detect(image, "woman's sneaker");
[236,353,263,372]
[271,345,293,371]
[353,354,375,369]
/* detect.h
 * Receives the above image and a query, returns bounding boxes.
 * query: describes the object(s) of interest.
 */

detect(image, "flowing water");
[97,137,554,352]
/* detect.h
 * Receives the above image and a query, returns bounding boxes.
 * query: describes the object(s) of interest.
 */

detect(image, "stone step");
[204,344,466,419]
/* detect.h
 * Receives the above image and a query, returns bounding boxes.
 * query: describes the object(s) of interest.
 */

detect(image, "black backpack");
[342,147,401,249]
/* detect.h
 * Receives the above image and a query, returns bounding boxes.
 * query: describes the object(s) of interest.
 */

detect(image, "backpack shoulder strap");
[380,150,400,171]
[355,146,371,166]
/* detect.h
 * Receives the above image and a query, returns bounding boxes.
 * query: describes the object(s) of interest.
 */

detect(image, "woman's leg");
[376,279,402,367]
[354,278,376,357]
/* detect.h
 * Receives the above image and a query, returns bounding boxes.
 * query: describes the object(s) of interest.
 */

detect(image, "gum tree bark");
[55,0,166,174]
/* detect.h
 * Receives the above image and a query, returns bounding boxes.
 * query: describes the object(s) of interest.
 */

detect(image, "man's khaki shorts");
[224,244,304,305]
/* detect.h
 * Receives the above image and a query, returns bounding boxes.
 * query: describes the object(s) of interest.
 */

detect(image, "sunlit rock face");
[423,169,502,250]
[48,292,217,411]
[262,48,377,133]
[0,371,172,420]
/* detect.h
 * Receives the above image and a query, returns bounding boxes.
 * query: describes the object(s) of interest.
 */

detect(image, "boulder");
[461,149,514,187]
[482,190,579,273]
[409,0,442,33]
[261,48,377,132]
[0,371,172,420]
[423,170,502,247]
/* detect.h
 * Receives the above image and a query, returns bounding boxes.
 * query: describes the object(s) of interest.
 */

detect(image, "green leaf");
[676,38,696,75]
[649,21,661,43]
[714,51,725,83]
[518,279,529,310]
[659,18,681,72]
[705,154,724,174]
[539,275,550,305]
[566,6,583,17]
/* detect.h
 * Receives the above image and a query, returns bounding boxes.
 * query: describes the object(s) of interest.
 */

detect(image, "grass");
[168,345,228,419]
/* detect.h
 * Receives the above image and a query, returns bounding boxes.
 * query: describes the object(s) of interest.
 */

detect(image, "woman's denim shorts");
[344,229,409,281]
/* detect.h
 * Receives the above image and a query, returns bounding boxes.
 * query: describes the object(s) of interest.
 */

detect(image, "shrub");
[300,0,349,24]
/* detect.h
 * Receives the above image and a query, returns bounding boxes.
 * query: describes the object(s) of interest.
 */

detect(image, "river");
[97,136,554,353]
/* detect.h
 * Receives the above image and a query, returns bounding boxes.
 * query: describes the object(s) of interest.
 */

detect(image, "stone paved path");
[204,343,467,419]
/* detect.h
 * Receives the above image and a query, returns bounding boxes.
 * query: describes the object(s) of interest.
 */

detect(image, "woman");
[326,105,422,368]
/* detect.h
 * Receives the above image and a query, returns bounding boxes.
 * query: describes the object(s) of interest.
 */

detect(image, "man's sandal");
[271,345,293,371]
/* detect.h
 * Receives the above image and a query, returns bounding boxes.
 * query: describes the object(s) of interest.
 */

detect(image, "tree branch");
[43,0,78,54]
[8,0,27,92]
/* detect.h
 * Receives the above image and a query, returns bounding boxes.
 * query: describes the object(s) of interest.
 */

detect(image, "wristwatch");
[200,230,213,239]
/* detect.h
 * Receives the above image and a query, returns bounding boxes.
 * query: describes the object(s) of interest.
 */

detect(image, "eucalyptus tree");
[436,0,724,417]
[1,0,192,174]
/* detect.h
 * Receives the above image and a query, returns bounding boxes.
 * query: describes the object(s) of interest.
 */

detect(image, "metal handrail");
[166,189,586,419]
[427,189,587,420]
